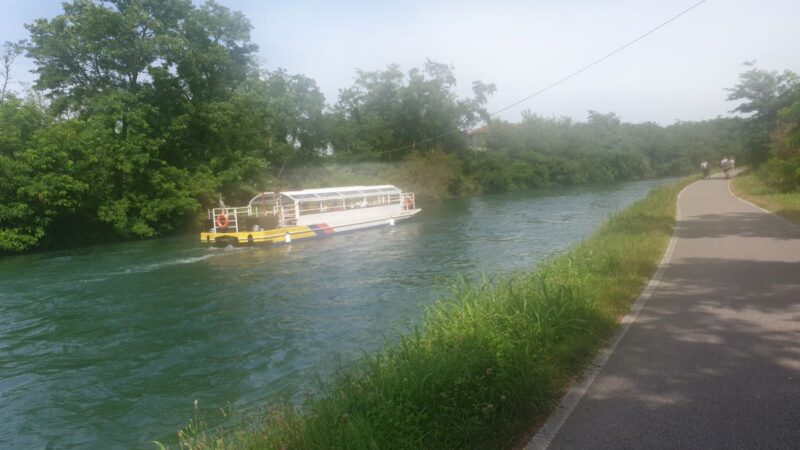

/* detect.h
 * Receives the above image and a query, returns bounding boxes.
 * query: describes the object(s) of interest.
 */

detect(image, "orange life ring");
[404,197,413,209]
[215,211,229,228]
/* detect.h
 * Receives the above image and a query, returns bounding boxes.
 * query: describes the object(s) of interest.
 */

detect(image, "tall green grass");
[175,178,692,450]
[733,171,800,225]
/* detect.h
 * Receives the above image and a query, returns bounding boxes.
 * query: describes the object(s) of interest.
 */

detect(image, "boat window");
[250,192,276,204]
[281,185,403,203]
[298,200,320,214]
[248,193,278,216]
[323,199,343,211]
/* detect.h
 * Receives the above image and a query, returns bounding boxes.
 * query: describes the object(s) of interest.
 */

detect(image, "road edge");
[525,182,693,450]
[726,177,800,230]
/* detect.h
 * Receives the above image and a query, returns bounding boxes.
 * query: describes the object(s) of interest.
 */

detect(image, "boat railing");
[280,204,297,227]
[248,205,278,217]
[209,206,248,232]
[208,206,249,220]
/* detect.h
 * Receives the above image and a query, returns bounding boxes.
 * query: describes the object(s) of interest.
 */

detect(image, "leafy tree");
[169,0,257,103]
[26,0,191,113]
[1,40,26,102]
[726,63,800,164]
[257,70,328,175]
[9,0,267,250]
[330,60,495,161]
[0,95,48,156]
[756,97,800,192]
[771,100,800,160]
[0,97,87,251]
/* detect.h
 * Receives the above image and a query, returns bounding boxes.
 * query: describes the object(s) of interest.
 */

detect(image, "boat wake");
[111,254,218,275]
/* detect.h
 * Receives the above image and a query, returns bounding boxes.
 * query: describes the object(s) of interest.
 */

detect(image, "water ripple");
[0,178,671,448]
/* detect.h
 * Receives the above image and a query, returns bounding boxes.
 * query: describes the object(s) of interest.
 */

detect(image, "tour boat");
[200,185,420,246]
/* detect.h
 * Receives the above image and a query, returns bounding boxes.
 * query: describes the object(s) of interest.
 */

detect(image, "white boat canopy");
[279,185,401,202]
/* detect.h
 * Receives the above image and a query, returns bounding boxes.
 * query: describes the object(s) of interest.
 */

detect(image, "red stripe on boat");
[316,223,335,234]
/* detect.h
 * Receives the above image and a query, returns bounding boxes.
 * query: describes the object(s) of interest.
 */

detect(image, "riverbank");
[173,176,693,449]
[732,171,800,225]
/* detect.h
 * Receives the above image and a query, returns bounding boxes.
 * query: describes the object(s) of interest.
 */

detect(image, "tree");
[26,0,192,113]
[726,63,800,164]
[1,40,25,102]
[758,97,800,192]
[771,100,800,160]
[256,70,328,175]
[170,0,257,103]
[15,0,265,249]
[330,60,495,161]
[0,97,87,251]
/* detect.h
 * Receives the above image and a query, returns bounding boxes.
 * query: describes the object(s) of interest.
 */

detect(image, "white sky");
[2,0,799,124]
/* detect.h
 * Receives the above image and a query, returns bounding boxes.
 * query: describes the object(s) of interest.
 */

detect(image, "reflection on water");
[0,179,670,448]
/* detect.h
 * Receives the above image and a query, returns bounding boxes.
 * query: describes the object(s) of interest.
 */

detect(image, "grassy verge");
[732,171,800,225]
[176,177,693,450]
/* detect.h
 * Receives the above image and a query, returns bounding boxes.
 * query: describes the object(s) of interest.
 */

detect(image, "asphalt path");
[529,174,800,449]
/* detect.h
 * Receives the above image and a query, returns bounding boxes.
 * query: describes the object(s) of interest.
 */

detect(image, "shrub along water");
[174,177,694,450]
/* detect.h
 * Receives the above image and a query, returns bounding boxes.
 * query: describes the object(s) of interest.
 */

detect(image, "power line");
[490,0,708,116]
[371,0,708,157]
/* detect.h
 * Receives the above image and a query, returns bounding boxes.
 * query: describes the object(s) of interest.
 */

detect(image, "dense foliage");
[0,0,748,253]
[463,112,742,193]
[726,64,800,192]
[726,63,800,167]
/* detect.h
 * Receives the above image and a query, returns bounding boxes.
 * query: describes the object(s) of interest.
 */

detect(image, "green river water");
[0,179,670,448]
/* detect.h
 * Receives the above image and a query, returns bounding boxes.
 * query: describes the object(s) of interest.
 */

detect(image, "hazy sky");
[2,0,799,124]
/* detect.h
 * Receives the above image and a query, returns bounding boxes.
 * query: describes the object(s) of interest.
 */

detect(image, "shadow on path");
[676,212,800,240]
[549,259,800,449]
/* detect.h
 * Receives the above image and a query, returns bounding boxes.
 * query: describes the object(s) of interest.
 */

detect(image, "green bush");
[761,156,800,192]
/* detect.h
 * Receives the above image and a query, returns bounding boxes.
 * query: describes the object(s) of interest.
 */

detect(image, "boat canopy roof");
[279,185,401,202]
[248,192,276,206]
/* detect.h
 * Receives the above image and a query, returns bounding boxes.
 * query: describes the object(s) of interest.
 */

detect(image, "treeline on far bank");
[278,114,743,198]
[0,0,747,254]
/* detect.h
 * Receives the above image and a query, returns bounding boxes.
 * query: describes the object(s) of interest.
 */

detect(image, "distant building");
[466,126,489,151]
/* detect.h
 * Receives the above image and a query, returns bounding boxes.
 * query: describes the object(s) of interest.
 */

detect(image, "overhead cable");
[371,0,708,156]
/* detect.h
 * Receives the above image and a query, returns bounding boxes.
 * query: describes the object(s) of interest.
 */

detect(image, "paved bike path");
[530,176,800,449]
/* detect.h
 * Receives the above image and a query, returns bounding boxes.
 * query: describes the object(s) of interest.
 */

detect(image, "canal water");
[0,179,670,448]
